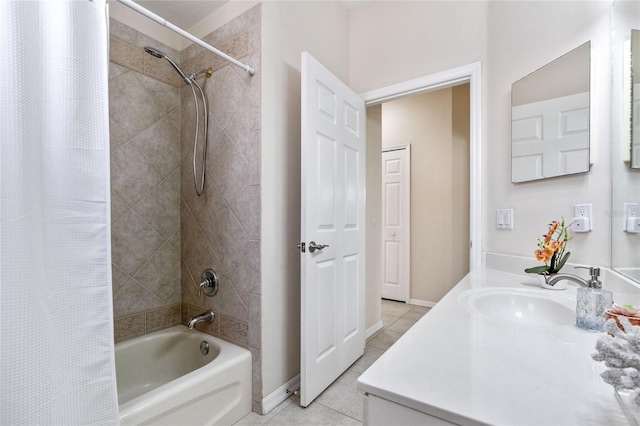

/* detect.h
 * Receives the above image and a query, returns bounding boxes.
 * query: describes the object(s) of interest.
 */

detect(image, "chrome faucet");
[187,310,214,329]
[544,266,602,289]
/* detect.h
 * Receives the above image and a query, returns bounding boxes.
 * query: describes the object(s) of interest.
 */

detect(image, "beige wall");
[511,41,591,106]
[350,1,613,274]
[349,1,487,94]
[381,87,469,303]
[485,2,611,266]
[260,0,350,404]
[366,105,382,328]
[451,85,471,286]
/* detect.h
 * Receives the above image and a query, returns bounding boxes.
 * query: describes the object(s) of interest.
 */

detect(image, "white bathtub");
[115,325,251,425]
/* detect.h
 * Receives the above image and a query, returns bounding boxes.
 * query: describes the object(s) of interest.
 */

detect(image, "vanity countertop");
[357,268,639,425]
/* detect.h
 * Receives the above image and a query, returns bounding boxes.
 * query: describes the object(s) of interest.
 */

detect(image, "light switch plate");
[496,209,513,230]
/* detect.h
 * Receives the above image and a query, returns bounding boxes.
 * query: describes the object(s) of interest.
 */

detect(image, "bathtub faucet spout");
[187,310,214,329]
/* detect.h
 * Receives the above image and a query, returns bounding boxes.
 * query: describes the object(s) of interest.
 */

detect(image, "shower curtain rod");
[115,0,255,76]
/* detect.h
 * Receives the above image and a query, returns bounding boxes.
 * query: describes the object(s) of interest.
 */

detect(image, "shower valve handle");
[199,269,219,297]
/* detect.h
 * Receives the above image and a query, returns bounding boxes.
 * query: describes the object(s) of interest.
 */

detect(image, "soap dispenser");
[575,266,612,332]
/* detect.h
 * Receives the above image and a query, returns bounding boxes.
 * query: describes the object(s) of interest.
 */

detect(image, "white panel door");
[381,146,410,302]
[512,92,590,182]
[300,52,366,407]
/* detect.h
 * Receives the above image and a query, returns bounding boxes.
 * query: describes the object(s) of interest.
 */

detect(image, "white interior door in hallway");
[381,146,410,302]
[300,52,366,407]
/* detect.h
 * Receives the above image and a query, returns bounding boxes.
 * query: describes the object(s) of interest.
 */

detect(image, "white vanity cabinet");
[357,268,634,426]
[363,393,456,426]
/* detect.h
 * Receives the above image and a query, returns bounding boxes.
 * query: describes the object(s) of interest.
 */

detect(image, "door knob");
[391,232,396,236]
[308,241,329,253]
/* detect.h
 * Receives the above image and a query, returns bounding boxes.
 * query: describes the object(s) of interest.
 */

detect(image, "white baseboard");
[408,299,436,308]
[262,374,300,415]
[366,320,383,338]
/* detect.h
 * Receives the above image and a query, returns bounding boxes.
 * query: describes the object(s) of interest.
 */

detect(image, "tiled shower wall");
[178,6,262,410]
[109,19,182,341]
[108,5,262,410]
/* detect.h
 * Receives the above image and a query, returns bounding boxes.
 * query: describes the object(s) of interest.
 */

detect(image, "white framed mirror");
[511,42,591,183]
[631,29,640,169]
[612,0,640,284]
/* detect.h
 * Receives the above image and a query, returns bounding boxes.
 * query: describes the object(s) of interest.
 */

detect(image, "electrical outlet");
[624,203,640,232]
[575,203,592,219]
[572,203,592,232]
[625,203,640,218]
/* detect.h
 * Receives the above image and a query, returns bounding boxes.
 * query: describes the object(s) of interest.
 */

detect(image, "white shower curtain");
[0,1,118,424]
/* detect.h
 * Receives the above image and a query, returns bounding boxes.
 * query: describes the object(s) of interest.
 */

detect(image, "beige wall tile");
[110,36,144,73]
[110,190,129,224]
[114,312,145,342]
[219,315,248,347]
[181,51,214,78]
[113,278,164,318]
[210,32,250,73]
[130,116,180,176]
[250,346,262,405]
[111,142,165,207]
[210,208,250,283]
[146,304,181,333]
[178,7,261,407]
[109,71,169,144]
[134,242,180,302]
[249,294,261,349]
[111,263,129,295]
[136,73,180,114]
[111,5,262,406]
[144,54,182,87]
[133,171,180,239]
[111,210,164,275]
[228,183,260,240]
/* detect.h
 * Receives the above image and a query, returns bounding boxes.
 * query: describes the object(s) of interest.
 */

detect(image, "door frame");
[360,61,482,270]
[381,144,411,302]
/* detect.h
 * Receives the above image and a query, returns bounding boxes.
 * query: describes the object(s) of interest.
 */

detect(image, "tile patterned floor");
[235,300,431,425]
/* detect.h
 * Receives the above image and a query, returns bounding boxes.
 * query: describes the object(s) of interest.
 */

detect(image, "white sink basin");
[458,288,575,326]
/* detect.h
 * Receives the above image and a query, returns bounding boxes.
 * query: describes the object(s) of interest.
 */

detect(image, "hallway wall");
[381,85,470,304]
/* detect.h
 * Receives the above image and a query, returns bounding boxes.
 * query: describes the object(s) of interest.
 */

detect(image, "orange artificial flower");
[525,218,571,275]
[548,240,564,252]
[534,247,553,263]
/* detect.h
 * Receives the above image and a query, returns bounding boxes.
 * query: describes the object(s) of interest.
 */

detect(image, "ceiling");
[132,0,369,29]
[136,0,229,29]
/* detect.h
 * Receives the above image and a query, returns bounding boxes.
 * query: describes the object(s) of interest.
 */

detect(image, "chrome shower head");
[143,46,164,58]
[143,46,190,85]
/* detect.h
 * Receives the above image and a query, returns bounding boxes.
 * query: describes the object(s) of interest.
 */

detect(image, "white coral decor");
[612,303,640,317]
[593,317,640,406]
